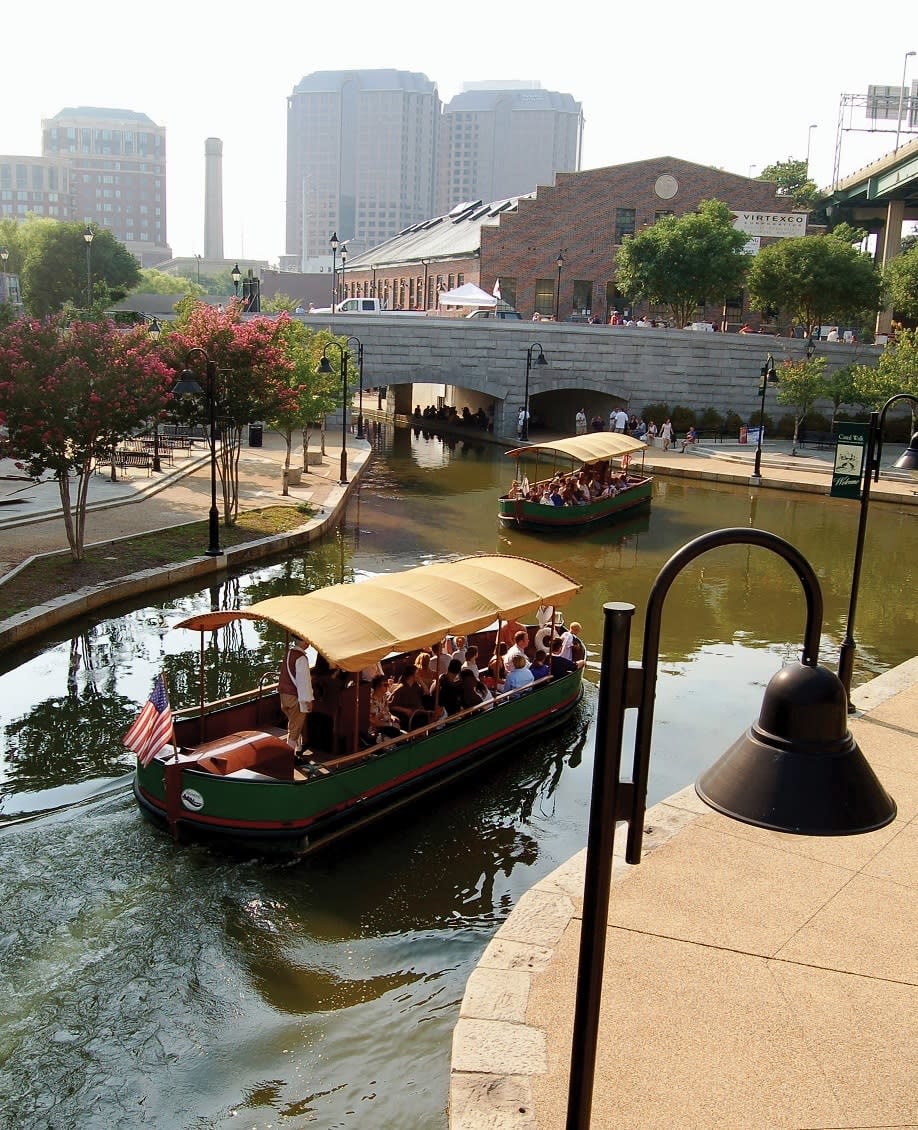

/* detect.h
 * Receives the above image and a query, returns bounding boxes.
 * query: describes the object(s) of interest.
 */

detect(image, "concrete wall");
[302,315,879,438]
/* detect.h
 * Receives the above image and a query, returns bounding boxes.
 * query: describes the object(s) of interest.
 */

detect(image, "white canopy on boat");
[504,433,648,463]
[438,282,497,308]
[174,555,580,671]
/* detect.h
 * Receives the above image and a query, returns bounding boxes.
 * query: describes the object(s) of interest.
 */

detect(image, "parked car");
[466,303,522,320]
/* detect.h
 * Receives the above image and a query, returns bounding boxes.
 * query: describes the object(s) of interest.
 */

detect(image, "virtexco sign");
[732,212,808,239]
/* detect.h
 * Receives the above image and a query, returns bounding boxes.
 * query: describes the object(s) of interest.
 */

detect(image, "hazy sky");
[4,1,915,264]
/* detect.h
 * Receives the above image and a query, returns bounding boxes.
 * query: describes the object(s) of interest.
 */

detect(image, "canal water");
[1,425,915,1129]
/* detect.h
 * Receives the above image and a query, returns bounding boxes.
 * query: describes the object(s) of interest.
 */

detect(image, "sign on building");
[732,212,808,239]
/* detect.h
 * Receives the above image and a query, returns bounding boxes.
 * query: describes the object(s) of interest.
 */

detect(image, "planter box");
[306,451,323,466]
[286,468,303,486]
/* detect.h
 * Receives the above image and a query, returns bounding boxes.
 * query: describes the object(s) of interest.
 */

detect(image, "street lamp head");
[557,252,565,269]
[231,263,241,284]
[330,231,339,251]
[893,430,918,471]
[341,244,348,265]
[148,317,161,338]
[0,247,8,265]
[696,661,895,835]
[317,354,335,375]
[174,371,205,397]
[83,226,94,245]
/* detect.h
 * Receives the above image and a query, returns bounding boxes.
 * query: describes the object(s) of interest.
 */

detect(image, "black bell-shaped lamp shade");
[696,662,896,835]
[893,431,918,472]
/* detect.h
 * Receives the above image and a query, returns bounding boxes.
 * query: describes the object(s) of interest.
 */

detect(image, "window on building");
[573,281,593,315]
[615,208,636,242]
[654,210,674,222]
[534,278,555,317]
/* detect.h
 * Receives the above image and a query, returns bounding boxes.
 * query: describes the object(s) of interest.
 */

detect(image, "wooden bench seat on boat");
[193,730,296,778]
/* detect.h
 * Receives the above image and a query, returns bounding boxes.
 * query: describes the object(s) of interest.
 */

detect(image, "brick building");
[343,157,798,327]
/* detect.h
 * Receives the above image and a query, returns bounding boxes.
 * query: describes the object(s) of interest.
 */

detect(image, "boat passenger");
[368,673,402,740]
[505,630,530,670]
[438,658,465,715]
[459,668,492,710]
[451,635,467,664]
[430,640,452,676]
[503,653,535,695]
[549,637,584,678]
[488,641,509,691]
[414,652,436,701]
[388,668,442,729]
[530,650,551,681]
[278,636,314,755]
[461,645,481,679]
[557,622,584,663]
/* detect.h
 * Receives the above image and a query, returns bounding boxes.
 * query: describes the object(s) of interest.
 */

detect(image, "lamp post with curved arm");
[345,335,365,439]
[837,391,918,705]
[566,527,896,1129]
[522,343,548,441]
[751,352,779,480]
[317,339,358,484]
[174,347,222,556]
[147,318,163,473]
[555,250,564,321]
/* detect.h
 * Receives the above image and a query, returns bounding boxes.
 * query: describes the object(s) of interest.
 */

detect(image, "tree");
[132,268,206,298]
[0,316,172,560]
[757,159,818,210]
[776,355,827,454]
[166,302,295,524]
[614,200,751,329]
[262,291,300,314]
[267,320,345,493]
[20,220,141,317]
[746,235,883,338]
[821,363,859,427]
[884,245,918,323]
[852,328,918,415]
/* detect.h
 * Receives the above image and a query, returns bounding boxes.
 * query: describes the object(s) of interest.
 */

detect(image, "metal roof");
[343,194,531,270]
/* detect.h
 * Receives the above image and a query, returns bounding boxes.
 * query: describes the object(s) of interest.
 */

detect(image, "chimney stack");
[204,137,224,261]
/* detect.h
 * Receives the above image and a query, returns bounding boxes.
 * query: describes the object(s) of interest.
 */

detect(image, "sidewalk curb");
[0,457,364,655]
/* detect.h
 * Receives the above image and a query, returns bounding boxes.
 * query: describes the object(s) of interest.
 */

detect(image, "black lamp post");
[422,259,429,311]
[837,391,918,706]
[317,340,354,484]
[83,226,94,310]
[340,244,348,304]
[521,343,548,441]
[752,353,778,480]
[371,265,377,299]
[148,318,163,473]
[0,247,8,271]
[565,526,896,1130]
[346,335,365,439]
[555,250,564,321]
[329,232,339,309]
[174,348,223,556]
[231,263,241,298]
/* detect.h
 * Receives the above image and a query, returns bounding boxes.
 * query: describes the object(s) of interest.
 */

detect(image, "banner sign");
[830,423,870,499]
[732,212,808,239]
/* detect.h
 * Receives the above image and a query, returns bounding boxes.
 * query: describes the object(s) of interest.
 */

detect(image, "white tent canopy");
[438,282,497,308]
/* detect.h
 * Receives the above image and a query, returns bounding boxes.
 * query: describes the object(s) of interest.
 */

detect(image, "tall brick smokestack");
[204,137,224,260]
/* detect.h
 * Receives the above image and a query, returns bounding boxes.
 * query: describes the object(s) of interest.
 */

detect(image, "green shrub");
[724,410,743,436]
[699,407,724,432]
[776,413,796,437]
[671,404,696,432]
[642,401,670,424]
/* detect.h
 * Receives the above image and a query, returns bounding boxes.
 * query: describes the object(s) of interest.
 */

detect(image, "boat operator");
[279,636,314,756]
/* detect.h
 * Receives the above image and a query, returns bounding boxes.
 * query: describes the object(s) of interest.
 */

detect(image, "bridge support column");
[875,198,905,338]
[391,384,413,418]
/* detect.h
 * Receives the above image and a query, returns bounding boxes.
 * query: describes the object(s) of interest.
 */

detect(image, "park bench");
[798,430,836,450]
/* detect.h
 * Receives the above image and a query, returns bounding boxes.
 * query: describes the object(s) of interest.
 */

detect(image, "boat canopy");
[173,555,580,671]
[504,433,647,463]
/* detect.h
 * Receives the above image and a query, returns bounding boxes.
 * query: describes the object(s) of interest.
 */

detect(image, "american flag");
[123,675,173,767]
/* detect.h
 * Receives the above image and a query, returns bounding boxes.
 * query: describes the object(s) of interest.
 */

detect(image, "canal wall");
[304,315,879,438]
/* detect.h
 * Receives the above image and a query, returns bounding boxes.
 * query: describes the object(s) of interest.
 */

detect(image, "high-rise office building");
[285,69,440,270]
[41,106,170,266]
[437,83,583,214]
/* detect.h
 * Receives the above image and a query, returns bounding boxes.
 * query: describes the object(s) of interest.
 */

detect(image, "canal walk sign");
[830,423,870,499]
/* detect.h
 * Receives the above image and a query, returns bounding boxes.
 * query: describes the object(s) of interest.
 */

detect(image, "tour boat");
[132,555,583,855]
[498,433,652,533]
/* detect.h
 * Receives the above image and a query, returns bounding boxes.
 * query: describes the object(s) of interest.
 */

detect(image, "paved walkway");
[449,659,918,1128]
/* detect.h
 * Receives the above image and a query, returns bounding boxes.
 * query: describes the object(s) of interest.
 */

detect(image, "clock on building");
[654,174,679,200]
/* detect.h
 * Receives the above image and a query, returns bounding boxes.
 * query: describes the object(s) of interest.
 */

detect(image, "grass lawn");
[0,504,316,621]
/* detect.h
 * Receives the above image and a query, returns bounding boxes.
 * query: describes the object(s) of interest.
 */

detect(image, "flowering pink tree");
[167,303,295,523]
[0,316,172,561]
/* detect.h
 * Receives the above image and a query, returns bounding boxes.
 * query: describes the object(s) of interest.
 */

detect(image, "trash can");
[248,423,263,447]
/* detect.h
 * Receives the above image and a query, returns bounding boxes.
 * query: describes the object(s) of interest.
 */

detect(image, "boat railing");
[174,676,279,722]
[332,673,559,764]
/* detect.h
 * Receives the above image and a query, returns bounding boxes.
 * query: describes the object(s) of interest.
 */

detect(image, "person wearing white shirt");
[504,629,530,670]
[278,637,314,754]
